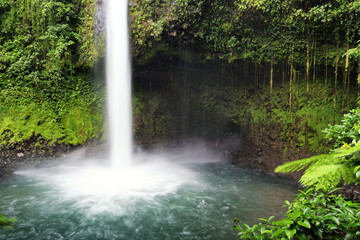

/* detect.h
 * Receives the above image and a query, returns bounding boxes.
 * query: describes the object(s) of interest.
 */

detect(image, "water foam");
[15,152,199,215]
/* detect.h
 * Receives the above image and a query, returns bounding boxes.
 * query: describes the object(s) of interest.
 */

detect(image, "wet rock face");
[215,135,244,160]
[95,0,105,39]
[0,134,75,179]
[202,135,256,163]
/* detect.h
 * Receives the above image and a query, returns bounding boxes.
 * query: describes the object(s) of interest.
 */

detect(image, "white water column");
[106,0,132,168]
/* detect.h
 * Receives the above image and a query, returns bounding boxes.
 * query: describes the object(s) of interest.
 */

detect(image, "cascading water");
[106,0,132,168]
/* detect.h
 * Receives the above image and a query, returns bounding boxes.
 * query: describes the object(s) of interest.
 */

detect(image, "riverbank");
[0,135,302,183]
[0,136,76,179]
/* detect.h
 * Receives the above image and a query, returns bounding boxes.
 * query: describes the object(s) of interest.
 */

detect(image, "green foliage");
[130,0,173,56]
[0,0,104,147]
[0,214,17,230]
[0,77,104,146]
[130,0,360,74]
[240,80,360,239]
[78,0,104,67]
[0,0,81,88]
[234,186,360,239]
[276,104,360,188]
[324,108,360,148]
[275,143,360,187]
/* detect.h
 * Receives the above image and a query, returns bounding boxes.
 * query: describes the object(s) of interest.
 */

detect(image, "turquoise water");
[0,152,297,240]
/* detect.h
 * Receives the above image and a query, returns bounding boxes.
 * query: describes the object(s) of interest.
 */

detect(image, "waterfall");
[106,0,132,168]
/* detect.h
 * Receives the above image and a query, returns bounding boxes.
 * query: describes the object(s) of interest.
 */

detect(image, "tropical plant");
[0,0,104,147]
[275,143,360,187]
[275,106,360,188]
[234,186,360,239]
[323,108,360,148]
[0,214,17,230]
[236,105,360,239]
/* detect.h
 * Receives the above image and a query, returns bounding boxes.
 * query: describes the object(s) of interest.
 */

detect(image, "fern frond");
[275,143,360,188]
[300,163,354,187]
[275,154,328,173]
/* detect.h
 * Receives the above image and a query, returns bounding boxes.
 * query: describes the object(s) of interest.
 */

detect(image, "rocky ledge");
[0,133,77,179]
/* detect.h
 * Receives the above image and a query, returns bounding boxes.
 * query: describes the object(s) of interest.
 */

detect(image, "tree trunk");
[170,56,173,81]
[305,38,310,146]
[342,43,350,110]
[334,39,339,124]
[263,63,267,88]
[282,63,285,87]
[235,61,239,88]
[325,47,328,87]
[243,62,247,98]
[343,16,351,109]
[231,62,234,89]
[270,56,274,100]
[221,62,224,99]
[255,63,259,92]
[313,40,317,83]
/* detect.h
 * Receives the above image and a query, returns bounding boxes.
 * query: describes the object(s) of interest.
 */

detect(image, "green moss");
[59,104,103,145]
[0,84,103,147]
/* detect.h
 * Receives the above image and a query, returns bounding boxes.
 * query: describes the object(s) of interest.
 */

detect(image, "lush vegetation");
[1,0,360,238]
[0,0,104,147]
[130,0,360,156]
[131,5,360,238]
[234,105,360,239]
[234,186,360,239]
[1,0,359,151]
[131,0,360,80]
[274,104,360,187]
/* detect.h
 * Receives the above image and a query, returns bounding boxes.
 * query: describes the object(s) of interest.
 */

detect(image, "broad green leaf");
[260,228,272,235]
[328,224,338,230]
[297,219,311,229]
[288,210,302,219]
[345,233,354,240]
[242,223,251,230]
[273,228,284,237]
[356,211,360,218]
[331,216,340,225]
[344,207,354,215]
[275,219,294,226]
[285,229,296,239]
